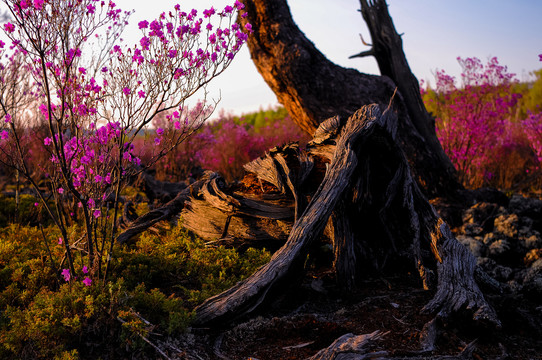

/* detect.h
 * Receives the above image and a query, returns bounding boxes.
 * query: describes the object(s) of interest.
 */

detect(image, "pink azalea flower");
[61,268,70,282]
[83,277,92,286]
[58,188,64,194]
[4,23,15,33]
[58,237,63,244]
[82,265,89,274]
[44,137,52,145]
[93,209,101,218]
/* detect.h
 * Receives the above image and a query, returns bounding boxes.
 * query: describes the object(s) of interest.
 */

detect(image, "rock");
[483,232,497,245]
[522,259,542,298]
[525,249,542,267]
[509,194,542,219]
[488,239,512,258]
[522,234,542,250]
[463,223,484,236]
[457,235,484,258]
[494,214,519,238]
[461,202,500,233]
[471,187,510,207]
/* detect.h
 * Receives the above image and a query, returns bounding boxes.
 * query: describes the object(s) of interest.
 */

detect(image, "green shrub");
[0,220,271,359]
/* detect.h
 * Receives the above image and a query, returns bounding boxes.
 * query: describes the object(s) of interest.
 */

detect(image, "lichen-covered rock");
[523,258,542,298]
[461,202,499,233]
[509,194,542,219]
[494,214,519,238]
[524,249,542,267]
[457,235,485,258]
[522,234,542,250]
[488,239,512,258]
[463,223,484,236]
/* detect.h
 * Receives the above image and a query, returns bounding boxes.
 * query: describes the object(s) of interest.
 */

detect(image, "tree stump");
[181,104,499,329]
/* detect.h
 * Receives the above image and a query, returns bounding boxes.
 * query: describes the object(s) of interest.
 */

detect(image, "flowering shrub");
[423,57,542,190]
[149,107,309,182]
[0,0,251,283]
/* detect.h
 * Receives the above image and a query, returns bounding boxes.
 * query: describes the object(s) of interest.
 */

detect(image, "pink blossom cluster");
[425,56,541,188]
[149,110,309,182]
[0,0,251,282]
[522,112,542,163]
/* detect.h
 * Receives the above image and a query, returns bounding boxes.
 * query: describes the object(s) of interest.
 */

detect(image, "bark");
[116,174,209,244]
[192,105,498,329]
[309,331,476,360]
[238,0,460,197]
[194,107,375,326]
[308,331,386,360]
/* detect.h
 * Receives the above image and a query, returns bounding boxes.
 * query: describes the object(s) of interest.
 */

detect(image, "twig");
[39,224,60,284]
[117,316,172,360]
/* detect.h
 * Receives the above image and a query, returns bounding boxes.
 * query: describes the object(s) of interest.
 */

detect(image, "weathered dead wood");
[309,330,477,360]
[193,106,380,326]
[191,104,499,331]
[307,331,386,360]
[115,174,210,244]
[244,143,314,221]
[134,171,188,204]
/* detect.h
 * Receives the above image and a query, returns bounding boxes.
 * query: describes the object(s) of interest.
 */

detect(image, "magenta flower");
[203,7,215,18]
[156,127,164,136]
[122,87,131,95]
[33,0,44,10]
[4,114,12,123]
[58,237,63,244]
[87,4,95,13]
[0,40,4,49]
[234,0,245,10]
[58,188,64,194]
[61,268,70,282]
[245,23,253,33]
[83,277,92,286]
[140,36,150,50]
[4,23,15,33]
[93,209,101,218]
[88,198,95,208]
[539,54,542,62]
[168,49,177,58]
[138,20,149,29]
[137,90,146,98]
[0,130,8,140]
[78,67,86,74]
[34,202,39,207]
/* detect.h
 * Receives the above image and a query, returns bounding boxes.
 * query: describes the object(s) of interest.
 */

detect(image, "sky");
[11,0,542,115]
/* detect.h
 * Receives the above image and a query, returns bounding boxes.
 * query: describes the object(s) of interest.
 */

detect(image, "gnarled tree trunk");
[190,105,498,330]
[237,0,459,197]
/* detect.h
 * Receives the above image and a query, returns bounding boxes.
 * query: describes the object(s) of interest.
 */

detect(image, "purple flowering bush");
[423,57,542,191]
[148,107,309,182]
[0,0,251,284]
